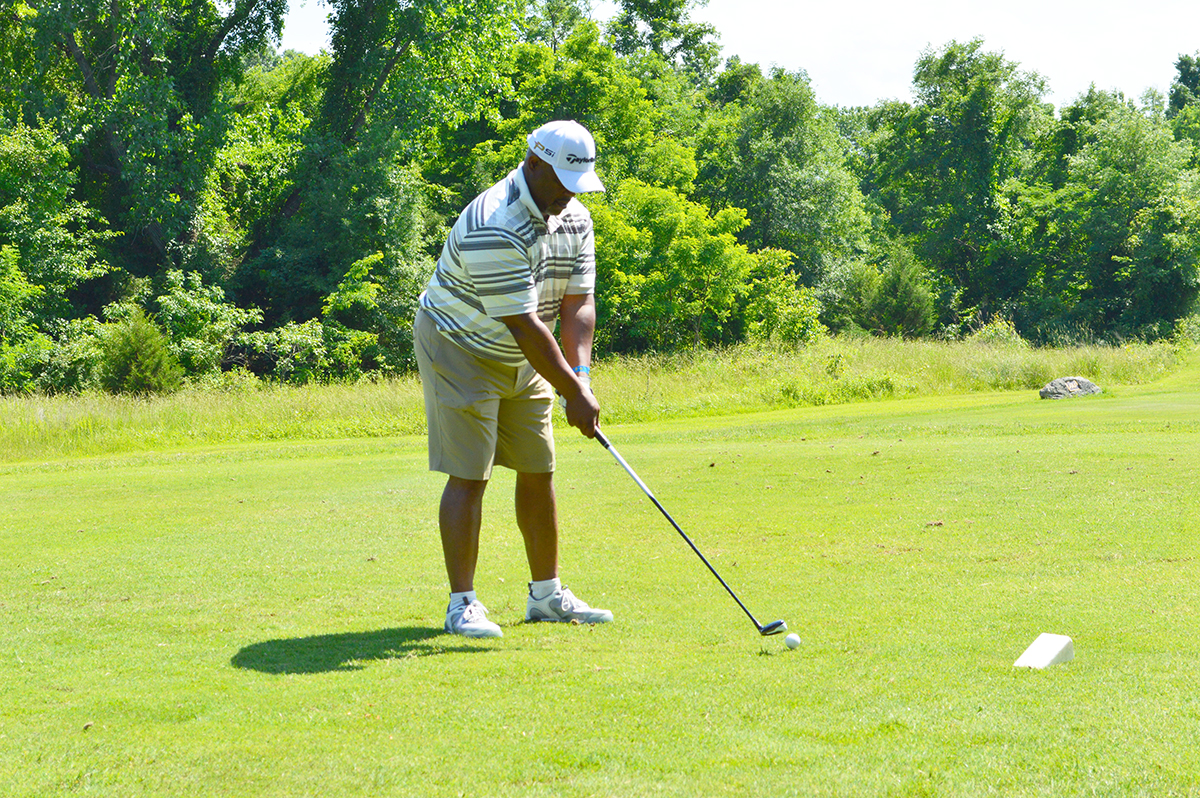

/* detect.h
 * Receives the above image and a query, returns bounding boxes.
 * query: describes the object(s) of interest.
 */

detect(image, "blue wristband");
[573,365,590,375]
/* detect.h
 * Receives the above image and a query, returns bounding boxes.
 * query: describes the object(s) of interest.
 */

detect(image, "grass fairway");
[3,361,1200,796]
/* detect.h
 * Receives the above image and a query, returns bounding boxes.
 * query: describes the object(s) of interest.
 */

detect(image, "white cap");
[526,120,605,193]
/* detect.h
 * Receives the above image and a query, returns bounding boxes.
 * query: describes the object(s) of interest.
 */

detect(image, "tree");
[1062,98,1199,335]
[522,0,591,52]
[606,0,719,80]
[316,0,517,149]
[710,56,761,108]
[697,67,869,286]
[468,23,662,193]
[590,179,750,350]
[816,245,936,338]
[867,244,937,338]
[241,0,518,322]
[155,270,263,375]
[100,305,184,394]
[15,0,288,275]
[1168,52,1200,118]
[866,40,1049,319]
[590,178,817,352]
[0,119,113,323]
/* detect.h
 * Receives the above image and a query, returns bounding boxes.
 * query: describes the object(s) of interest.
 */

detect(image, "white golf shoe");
[525,585,613,624]
[444,597,503,638]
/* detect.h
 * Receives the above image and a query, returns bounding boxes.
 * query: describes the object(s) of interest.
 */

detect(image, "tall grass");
[0,376,427,462]
[0,337,1186,463]
[596,336,1183,422]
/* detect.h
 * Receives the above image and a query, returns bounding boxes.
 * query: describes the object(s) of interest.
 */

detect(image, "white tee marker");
[1014,633,1074,669]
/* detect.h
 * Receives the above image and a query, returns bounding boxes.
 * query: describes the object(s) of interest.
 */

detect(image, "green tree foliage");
[244,0,516,322]
[320,250,433,373]
[997,90,1200,340]
[697,67,869,286]
[1168,54,1200,167]
[243,151,434,323]
[317,0,516,149]
[606,0,719,80]
[229,49,329,116]
[155,270,263,375]
[186,101,311,282]
[743,247,826,346]
[1168,52,1200,118]
[1059,99,1199,336]
[522,0,591,53]
[14,0,288,274]
[817,245,936,338]
[9,1,1200,392]
[866,40,1048,318]
[0,119,113,322]
[470,23,660,193]
[869,244,937,338]
[0,245,37,343]
[591,178,813,351]
[0,244,51,392]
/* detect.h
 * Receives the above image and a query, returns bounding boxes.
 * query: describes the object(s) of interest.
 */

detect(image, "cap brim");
[554,167,605,193]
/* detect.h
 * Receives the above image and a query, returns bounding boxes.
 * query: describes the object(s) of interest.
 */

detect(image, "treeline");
[3,0,1199,393]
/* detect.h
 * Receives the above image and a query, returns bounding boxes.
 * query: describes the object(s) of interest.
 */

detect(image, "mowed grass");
[3,354,1200,796]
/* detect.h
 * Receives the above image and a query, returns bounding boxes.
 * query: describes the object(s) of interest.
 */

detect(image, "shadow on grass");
[231,626,487,674]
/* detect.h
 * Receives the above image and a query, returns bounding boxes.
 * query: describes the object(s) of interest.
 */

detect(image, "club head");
[759,620,788,636]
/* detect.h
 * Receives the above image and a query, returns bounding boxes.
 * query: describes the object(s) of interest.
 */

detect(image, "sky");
[278,0,1200,109]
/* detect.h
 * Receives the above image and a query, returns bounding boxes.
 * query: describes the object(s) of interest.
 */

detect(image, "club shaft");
[594,430,764,630]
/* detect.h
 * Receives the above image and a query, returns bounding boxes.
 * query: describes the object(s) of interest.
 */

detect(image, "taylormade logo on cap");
[527,120,605,194]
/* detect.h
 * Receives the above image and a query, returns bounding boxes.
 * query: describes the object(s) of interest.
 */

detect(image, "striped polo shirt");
[418,166,596,365]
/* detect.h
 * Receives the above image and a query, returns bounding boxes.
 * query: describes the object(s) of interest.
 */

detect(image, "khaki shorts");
[414,308,555,480]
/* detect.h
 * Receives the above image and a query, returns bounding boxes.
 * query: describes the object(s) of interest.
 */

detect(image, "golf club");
[594,428,787,637]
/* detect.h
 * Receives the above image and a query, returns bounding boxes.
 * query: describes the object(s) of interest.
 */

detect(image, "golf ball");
[785,633,801,650]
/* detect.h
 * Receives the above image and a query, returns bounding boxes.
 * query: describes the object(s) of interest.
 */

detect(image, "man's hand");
[559,379,600,437]
[500,310,599,438]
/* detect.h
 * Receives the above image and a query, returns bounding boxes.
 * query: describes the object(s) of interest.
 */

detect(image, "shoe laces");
[557,587,585,612]
[460,600,489,625]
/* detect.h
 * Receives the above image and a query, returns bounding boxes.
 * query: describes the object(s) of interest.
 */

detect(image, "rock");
[1039,376,1102,399]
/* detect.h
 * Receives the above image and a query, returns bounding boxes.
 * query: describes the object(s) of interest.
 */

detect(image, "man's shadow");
[230,627,486,674]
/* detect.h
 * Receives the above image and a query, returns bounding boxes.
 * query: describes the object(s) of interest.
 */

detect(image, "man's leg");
[515,471,558,582]
[517,470,613,625]
[440,475,489,593]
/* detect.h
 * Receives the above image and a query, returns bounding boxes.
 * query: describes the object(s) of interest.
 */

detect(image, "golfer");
[414,120,613,638]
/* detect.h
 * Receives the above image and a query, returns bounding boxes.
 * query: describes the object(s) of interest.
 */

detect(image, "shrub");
[0,244,49,393]
[188,365,263,393]
[1,333,52,394]
[238,320,326,385]
[816,258,879,334]
[320,251,432,374]
[155,270,263,376]
[100,307,184,395]
[868,245,937,338]
[239,319,377,384]
[34,317,105,393]
[746,248,827,347]
[968,317,1030,348]
[1173,313,1200,346]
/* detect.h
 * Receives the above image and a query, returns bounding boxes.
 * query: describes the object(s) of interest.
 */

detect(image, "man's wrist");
[572,365,590,376]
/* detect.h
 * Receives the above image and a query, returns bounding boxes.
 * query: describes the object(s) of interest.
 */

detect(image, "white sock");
[449,590,476,611]
[529,578,561,600]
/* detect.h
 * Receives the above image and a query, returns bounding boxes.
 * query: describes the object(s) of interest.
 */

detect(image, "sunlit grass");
[3,353,1199,796]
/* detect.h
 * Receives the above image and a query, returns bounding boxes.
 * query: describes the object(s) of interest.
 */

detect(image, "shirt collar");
[510,166,564,233]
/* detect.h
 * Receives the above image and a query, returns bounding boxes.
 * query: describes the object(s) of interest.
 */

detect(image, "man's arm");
[558,292,595,371]
[499,307,599,438]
